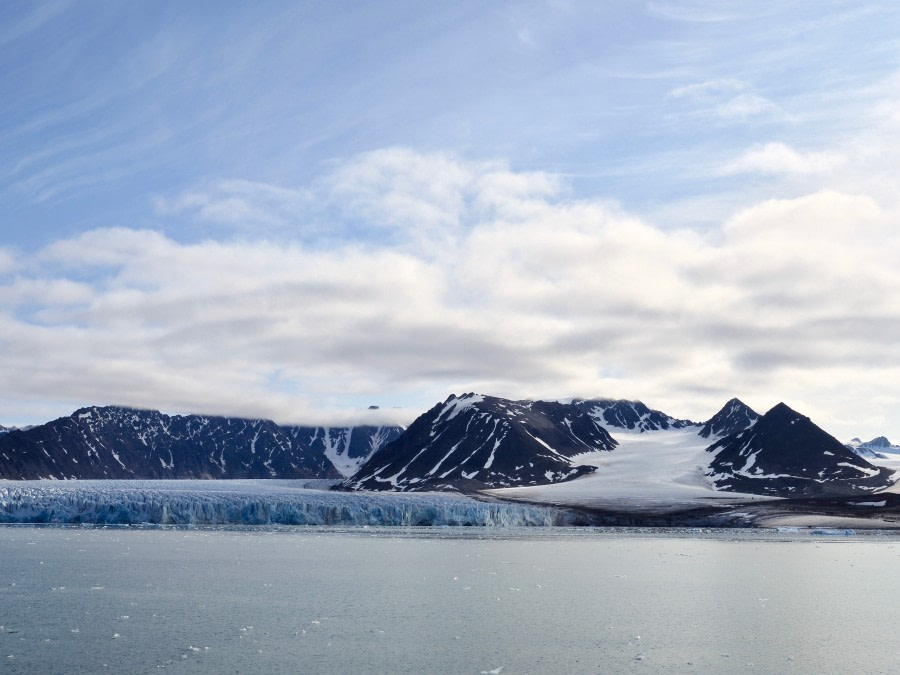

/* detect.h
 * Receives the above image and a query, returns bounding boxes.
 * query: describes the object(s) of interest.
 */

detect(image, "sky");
[2,0,900,441]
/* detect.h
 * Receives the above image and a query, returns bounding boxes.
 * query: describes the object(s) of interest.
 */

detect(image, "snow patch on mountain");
[343,394,615,492]
[699,398,758,439]
[0,406,402,480]
[707,403,894,497]
[573,399,698,432]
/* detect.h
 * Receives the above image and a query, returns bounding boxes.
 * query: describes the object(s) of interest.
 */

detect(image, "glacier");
[0,479,575,527]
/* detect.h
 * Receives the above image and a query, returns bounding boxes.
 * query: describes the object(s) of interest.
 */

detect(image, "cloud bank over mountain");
[3,2,900,440]
[3,148,900,437]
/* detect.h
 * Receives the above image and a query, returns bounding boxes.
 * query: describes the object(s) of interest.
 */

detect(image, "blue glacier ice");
[0,479,573,526]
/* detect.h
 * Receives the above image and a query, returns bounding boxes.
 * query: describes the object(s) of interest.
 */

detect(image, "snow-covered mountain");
[342,395,897,501]
[707,403,894,497]
[4,397,896,505]
[0,406,401,480]
[571,398,696,432]
[699,398,758,439]
[846,436,900,460]
[340,393,617,492]
[342,394,710,493]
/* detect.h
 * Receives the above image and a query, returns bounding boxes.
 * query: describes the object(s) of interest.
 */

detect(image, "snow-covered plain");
[487,427,778,513]
[0,479,574,526]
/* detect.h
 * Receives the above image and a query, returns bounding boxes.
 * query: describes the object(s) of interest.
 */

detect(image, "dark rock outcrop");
[0,406,401,480]
[341,393,615,492]
[707,403,894,498]
[699,398,759,439]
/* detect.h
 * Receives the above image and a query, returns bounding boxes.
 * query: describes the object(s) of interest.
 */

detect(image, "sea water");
[2,526,900,674]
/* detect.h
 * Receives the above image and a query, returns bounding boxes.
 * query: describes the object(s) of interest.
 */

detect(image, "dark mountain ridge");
[340,393,616,492]
[0,406,401,480]
[3,398,896,502]
[699,398,759,439]
[572,398,698,432]
[707,403,894,497]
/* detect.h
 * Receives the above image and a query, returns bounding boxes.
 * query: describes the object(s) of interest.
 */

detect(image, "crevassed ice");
[0,479,571,527]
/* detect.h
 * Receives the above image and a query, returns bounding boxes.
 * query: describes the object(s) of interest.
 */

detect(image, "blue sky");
[3,1,900,440]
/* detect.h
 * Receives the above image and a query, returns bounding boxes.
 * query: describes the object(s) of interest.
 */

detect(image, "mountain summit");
[340,393,615,492]
[707,403,894,497]
[0,406,401,480]
[571,398,697,432]
[699,398,758,439]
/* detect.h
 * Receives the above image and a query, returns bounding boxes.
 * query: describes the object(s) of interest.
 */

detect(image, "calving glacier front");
[0,480,574,526]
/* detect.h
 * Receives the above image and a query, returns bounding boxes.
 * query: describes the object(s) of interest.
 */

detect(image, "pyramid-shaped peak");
[707,402,893,497]
[699,397,759,439]
[765,402,806,422]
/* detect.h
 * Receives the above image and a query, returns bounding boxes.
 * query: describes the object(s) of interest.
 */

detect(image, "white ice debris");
[0,479,568,526]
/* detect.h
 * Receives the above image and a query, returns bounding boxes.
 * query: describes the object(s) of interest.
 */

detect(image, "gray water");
[2,527,900,674]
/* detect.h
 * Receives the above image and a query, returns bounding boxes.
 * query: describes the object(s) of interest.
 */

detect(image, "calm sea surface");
[2,526,900,674]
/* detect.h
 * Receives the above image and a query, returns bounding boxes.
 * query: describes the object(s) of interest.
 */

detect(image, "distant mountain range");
[847,436,900,460]
[0,406,401,480]
[1,396,896,500]
[337,394,615,492]
[340,395,895,498]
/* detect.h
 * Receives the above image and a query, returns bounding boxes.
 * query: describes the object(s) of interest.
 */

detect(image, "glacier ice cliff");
[0,479,576,527]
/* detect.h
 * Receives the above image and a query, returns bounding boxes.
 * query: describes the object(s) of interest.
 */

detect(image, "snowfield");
[486,427,778,513]
[0,479,573,526]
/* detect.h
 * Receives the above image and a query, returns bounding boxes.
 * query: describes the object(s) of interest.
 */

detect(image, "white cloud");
[0,248,18,275]
[714,92,780,120]
[669,79,747,100]
[4,150,900,440]
[153,179,310,231]
[668,79,782,122]
[720,142,844,175]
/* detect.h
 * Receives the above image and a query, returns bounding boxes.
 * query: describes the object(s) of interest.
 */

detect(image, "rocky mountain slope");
[344,395,897,498]
[340,393,617,492]
[699,398,759,438]
[0,406,401,480]
[707,403,894,497]
[3,397,896,501]
[571,398,696,432]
